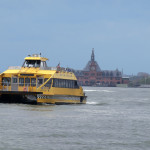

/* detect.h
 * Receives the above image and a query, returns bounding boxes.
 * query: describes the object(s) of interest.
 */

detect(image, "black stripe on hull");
[0,94,37,104]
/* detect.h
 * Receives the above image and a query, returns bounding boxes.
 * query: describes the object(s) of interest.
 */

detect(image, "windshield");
[23,60,41,67]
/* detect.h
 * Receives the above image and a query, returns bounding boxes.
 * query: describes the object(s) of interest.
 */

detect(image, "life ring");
[23,87,27,91]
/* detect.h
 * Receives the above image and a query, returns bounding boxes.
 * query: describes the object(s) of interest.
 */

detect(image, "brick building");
[74,49,123,86]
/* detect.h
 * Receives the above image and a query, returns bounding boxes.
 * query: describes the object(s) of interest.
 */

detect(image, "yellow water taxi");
[0,54,86,104]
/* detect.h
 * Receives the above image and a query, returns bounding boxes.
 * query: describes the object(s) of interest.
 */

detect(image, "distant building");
[74,48,124,87]
[122,77,130,84]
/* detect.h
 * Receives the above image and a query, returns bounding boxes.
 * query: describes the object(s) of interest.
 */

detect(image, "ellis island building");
[74,49,123,86]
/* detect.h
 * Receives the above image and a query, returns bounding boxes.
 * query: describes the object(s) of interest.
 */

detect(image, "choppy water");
[0,87,150,150]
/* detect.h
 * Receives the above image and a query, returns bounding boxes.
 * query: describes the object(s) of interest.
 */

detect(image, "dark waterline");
[0,87,150,150]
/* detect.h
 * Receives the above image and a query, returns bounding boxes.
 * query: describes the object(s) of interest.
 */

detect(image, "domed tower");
[84,48,101,72]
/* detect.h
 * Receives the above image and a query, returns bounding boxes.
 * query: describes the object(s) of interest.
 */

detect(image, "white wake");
[84,90,115,93]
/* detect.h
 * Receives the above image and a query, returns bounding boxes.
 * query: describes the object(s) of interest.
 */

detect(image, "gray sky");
[0,0,150,75]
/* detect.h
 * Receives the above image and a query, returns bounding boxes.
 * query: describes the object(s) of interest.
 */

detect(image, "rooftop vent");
[32,54,41,57]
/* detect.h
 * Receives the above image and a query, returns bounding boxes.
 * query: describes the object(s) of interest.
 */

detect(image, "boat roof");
[25,54,48,61]
[2,68,77,80]
[3,68,56,75]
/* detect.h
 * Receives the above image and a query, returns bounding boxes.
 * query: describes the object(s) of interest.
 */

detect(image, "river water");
[0,87,150,150]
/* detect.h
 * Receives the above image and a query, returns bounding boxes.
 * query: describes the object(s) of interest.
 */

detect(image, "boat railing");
[0,81,51,92]
[7,66,72,72]
[40,66,67,72]
[40,67,57,70]
[8,66,21,70]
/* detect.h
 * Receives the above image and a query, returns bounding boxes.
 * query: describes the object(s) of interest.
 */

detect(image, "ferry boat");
[0,54,86,104]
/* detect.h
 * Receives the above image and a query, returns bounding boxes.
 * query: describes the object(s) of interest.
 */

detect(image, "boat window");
[2,77,11,86]
[53,79,55,87]
[19,78,24,86]
[40,61,44,67]
[44,78,52,87]
[25,78,30,86]
[46,79,52,87]
[45,62,47,67]
[31,78,36,87]
[57,79,60,87]
[38,79,43,85]
[60,79,63,88]
[44,78,48,83]
[53,78,58,87]
[66,80,69,88]
[41,61,47,67]
[71,80,74,88]
[74,81,79,88]
[68,80,71,88]
[63,80,66,88]
[72,80,74,88]
[70,80,73,88]
[23,60,41,68]
[13,78,17,83]
[35,60,41,67]
[54,79,57,87]
[56,79,59,87]
[52,78,79,89]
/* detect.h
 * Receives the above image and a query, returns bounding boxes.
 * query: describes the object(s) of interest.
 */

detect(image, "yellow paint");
[25,56,48,61]
[37,98,86,104]
[53,72,77,80]
[3,70,20,74]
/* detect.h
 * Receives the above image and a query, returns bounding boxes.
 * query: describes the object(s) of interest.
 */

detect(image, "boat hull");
[37,95,87,104]
[0,91,86,104]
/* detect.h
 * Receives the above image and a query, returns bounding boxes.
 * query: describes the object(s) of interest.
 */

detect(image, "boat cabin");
[22,54,48,68]
[0,54,77,93]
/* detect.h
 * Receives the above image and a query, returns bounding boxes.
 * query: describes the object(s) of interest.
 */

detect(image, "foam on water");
[86,101,108,106]
[86,101,98,105]
[84,89,115,93]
